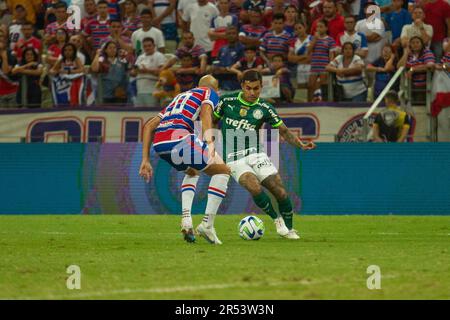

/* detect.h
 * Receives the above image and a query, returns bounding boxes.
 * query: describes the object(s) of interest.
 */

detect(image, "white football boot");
[274,216,289,236]
[196,222,222,245]
[181,216,195,243]
[284,229,300,240]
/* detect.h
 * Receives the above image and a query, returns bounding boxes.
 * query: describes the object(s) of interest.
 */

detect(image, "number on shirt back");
[168,92,193,115]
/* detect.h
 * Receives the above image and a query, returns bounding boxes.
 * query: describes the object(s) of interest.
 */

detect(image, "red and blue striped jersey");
[154,87,220,145]
[260,31,293,57]
[310,35,337,73]
[406,49,435,87]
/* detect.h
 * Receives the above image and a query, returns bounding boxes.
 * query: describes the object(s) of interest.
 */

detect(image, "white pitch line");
[2,280,314,300]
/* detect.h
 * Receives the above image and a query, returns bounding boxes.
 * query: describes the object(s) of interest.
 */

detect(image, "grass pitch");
[0,215,449,300]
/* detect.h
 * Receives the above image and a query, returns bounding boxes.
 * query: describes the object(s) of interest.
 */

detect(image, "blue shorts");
[154,134,210,172]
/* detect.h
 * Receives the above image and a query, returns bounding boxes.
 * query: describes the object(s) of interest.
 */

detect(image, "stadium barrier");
[0,143,449,215]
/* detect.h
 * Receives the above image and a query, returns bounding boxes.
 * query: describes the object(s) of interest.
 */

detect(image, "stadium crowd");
[0,0,448,108]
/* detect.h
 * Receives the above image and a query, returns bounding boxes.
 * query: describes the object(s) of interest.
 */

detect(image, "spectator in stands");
[0,32,18,107]
[307,19,337,101]
[230,46,264,80]
[239,8,267,48]
[149,0,177,41]
[367,44,397,97]
[421,0,450,61]
[400,6,433,49]
[182,0,219,60]
[105,19,133,58]
[398,36,435,103]
[372,90,412,143]
[13,21,42,61]
[105,0,120,20]
[131,37,166,106]
[91,41,129,104]
[310,0,345,43]
[131,8,165,56]
[326,41,367,102]
[384,0,412,50]
[177,0,196,27]
[173,53,199,92]
[7,0,41,25]
[84,0,113,57]
[121,0,141,38]
[240,0,266,24]
[337,15,368,60]
[264,0,290,29]
[436,37,450,70]
[283,5,298,35]
[355,2,386,64]
[49,43,85,76]
[262,54,295,102]
[45,1,72,46]
[12,47,43,108]
[82,0,98,28]
[8,4,27,51]
[211,26,244,91]
[208,0,238,59]
[46,28,69,67]
[69,34,88,65]
[260,13,293,65]
[163,31,207,75]
[288,21,312,90]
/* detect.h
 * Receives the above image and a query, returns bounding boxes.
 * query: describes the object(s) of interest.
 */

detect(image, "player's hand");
[139,160,153,183]
[300,140,316,150]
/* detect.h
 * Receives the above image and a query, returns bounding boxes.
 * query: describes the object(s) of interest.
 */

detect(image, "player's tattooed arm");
[278,124,316,150]
[139,116,161,182]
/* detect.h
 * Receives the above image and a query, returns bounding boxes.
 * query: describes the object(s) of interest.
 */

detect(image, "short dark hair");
[249,7,262,15]
[273,13,285,22]
[110,19,122,24]
[22,21,34,27]
[143,37,155,45]
[54,1,68,10]
[97,0,109,6]
[272,54,285,61]
[385,90,400,104]
[241,70,262,83]
[140,8,152,16]
[317,19,328,28]
[244,46,257,52]
[15,4,26,11]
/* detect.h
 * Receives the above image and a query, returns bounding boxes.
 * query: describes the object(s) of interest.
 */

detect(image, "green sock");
[278,197,294,230]
[253,191,278,220]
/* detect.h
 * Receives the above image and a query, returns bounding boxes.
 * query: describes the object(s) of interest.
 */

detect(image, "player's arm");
[200,103,215,143]
[139,116,161,182]
[278,123,316,150]
[372,123,384,142]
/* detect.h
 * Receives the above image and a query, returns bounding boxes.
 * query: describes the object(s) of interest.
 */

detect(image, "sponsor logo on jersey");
[225,118,256,130]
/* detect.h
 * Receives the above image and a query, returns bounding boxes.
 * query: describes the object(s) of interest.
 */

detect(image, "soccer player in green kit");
[213,70,316,239]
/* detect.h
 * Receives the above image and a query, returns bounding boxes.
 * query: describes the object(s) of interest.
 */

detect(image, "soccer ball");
[238,216,265,240]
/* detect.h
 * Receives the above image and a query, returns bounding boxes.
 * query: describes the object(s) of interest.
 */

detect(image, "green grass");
[0,215,449,300]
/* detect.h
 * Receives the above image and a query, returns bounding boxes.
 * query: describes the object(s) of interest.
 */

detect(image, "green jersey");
[214,91,284,162]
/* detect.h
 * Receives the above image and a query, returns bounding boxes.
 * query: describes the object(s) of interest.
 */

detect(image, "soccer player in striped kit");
[139,75,231,245]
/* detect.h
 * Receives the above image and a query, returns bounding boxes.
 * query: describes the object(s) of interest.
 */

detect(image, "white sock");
[203,174,229,228]
[181,174,200,229]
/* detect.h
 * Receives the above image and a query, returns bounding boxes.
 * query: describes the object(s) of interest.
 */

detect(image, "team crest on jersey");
[253,109,263,120]
[240,106,249,117]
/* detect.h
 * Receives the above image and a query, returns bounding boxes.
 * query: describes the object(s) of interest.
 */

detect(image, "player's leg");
[188,136,230,244]
[261,173,300,240]
[180,167,200,243]
[228,156,285,233]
